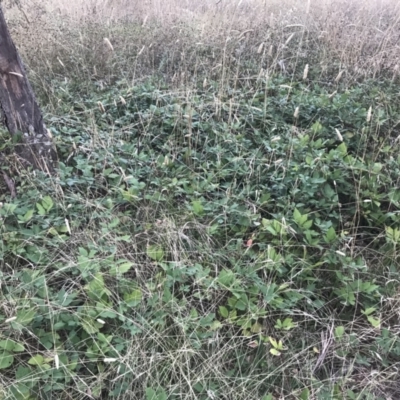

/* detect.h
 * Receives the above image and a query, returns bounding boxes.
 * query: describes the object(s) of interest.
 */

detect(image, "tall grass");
[6,0,400,95]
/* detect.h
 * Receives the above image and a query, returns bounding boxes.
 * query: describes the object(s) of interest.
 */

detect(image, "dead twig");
[2,171,16,198]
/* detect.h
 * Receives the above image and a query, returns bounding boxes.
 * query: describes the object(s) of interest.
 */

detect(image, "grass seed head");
[335,128,343,142]
[367,106,372,122]
[335,70,345,83]
[103,37,114,52]
[97,101,106,113]
[303,64,309,80]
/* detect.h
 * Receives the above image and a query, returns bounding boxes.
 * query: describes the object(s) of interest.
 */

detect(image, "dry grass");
[4,0,400,95]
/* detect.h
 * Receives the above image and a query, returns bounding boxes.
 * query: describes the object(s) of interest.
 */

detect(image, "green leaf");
[275,318,295,330]
[191,200,204,216]
[346,389,356,399]
[362,307,376,316]
[145,387,167,400]
[372,163,382,173]
[0,339,16,352]
[110,261,134,275]
[210,320,222,330]
[337,142,347,155]
[36,202,46,216]
[15,366,31,380]
[10,383,31,400]
[28,354,44,366]
[124,289,142,306]
[300,388,310,400]
[251,322,262,333]
[367,316,380,328]
[16,308,36,326]
[78,247,89,257]
[311,121,323,133]
[269,348,281,356]
[217,269,235,287]
[22,209,34,222]
[145,388,157,400]
[147,245,164,262]
[0,339,25,353]
[219,306,229,318]
[335,326,345,339]
[262,395,273,400]
[325,226,337,243]
[42,196,54,211]
[269,337,278,348]
[85,273,110,300]
[0,350,14,369]
[81,319,100,334]
[293,208,302,224]
[97,333,111,344]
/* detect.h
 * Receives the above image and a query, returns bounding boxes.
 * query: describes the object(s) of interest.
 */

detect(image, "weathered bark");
[0,5,57,174]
